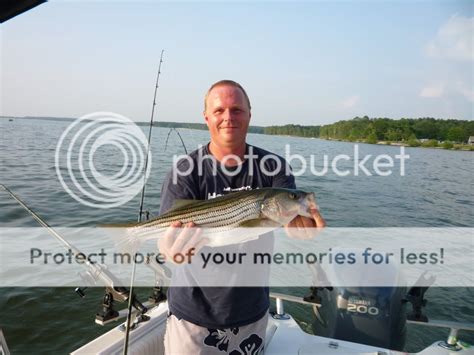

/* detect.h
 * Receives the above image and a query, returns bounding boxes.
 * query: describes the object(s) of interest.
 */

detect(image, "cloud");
[420,84,444,98]
[425,14,474,61]
[341,95,360,108]
[456,83,474,102]
[420,81,474,102]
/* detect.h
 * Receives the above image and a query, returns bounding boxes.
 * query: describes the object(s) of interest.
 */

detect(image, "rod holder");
[272,297,290,320]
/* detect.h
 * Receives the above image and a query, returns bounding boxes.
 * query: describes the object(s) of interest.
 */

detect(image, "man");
[159,80,325,354]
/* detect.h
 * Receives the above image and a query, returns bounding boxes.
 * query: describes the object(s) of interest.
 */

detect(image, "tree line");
[264,117,474,143]
[264,125,320,137]
[11,116,473,143]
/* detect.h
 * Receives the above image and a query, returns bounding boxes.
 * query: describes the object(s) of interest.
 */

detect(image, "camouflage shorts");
[164,313,268,355]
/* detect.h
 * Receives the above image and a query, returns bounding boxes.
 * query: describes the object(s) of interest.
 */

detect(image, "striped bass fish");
[122,188,317,248]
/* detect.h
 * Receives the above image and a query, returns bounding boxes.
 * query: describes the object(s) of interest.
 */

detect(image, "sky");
[1,0,472,126]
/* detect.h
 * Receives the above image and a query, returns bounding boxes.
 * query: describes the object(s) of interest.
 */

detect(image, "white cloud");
[420,83,445,98]
[420,81,474,103]
[425,15,474,61]
[341,95,359,108]
[456,83,474,102]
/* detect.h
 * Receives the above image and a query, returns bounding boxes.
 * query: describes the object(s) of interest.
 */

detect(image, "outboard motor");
[311,286,407,350]
[308,249,407,350]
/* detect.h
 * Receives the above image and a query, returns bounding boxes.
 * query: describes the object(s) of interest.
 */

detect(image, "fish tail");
[114,232,142,256]
[114,227,165,255]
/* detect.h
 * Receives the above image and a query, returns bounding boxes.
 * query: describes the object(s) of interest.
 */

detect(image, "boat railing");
[269,292,474,350]
[90,290,474,351]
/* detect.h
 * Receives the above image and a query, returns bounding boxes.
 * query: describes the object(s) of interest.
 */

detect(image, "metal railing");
[269,292,474,351]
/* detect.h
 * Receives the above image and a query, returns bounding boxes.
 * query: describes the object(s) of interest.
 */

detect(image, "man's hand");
[158,221,208,264]
[284,208,326,240]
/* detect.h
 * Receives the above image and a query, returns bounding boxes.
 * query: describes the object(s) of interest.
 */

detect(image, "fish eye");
[289,192,297,200]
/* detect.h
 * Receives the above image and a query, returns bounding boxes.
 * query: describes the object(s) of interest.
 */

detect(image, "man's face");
[204,85,251,150]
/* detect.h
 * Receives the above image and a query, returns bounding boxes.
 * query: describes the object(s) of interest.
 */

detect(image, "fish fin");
[171,199,202,209]
[240,218,281,228]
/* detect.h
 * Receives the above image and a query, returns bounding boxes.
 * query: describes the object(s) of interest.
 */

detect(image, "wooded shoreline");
[3,115,473,150]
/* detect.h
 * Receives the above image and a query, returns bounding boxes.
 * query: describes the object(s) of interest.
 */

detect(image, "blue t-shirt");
[159,143,295,328]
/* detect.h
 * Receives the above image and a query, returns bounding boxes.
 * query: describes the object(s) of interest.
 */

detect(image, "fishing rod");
[164,127,188,154]
[137,49,165,223]
[0,184,147,320]
[122,49,165,355]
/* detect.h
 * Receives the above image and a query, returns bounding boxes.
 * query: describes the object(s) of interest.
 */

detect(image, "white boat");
[72,292,474,355]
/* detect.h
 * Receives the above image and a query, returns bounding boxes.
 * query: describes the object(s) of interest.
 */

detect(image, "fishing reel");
[75,284,148,325]
[403,271,435,322]
[95,286,148,325]
[139,210,151,221]
[144,254,171,304]
[74,265,148,325]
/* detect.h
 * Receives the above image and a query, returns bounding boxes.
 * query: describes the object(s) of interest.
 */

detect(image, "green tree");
[385,128,402,141]
[366,132,378,144]
[446,127,465,142]
[422,139,438,148]
[442,141,454,149]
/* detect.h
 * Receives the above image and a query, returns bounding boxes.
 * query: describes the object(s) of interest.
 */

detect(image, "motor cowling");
[309,248,407,350]
[312,286,407,350]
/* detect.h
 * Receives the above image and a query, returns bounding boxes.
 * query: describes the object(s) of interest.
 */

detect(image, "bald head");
[204,80,251,113]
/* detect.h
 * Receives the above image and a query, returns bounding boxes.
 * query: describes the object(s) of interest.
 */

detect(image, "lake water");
[0,118,473,353]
